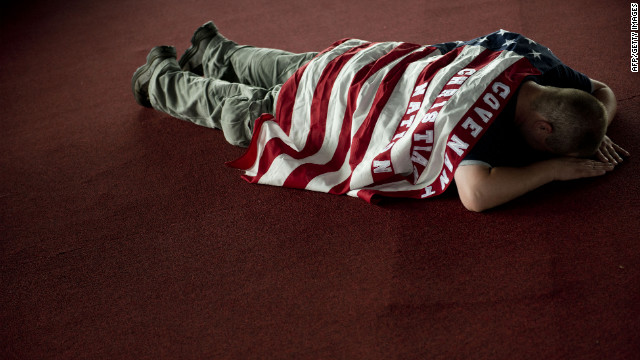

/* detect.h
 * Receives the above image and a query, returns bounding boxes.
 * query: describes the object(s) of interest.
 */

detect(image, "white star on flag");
[529,50,542,59]
[503,39,516,47]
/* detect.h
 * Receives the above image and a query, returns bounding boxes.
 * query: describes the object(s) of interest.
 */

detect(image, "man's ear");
[535,120,553,134]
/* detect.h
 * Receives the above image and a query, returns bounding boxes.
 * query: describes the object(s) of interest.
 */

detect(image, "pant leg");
[149,58,279,147]
[202,34,317,88]
[228,47,318,88]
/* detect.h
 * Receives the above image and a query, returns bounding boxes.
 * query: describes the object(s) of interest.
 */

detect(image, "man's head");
[522,85,607,157]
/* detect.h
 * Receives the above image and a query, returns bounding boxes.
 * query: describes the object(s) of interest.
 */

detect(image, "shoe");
[178,21,219,75]
[131,46,177,108]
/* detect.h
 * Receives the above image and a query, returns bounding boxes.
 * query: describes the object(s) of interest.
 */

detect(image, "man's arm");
[454,159,614,212]
[590,79,616,126]
[590,79,630,164]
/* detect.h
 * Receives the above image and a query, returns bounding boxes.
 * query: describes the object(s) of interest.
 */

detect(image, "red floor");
[1,0,639,358]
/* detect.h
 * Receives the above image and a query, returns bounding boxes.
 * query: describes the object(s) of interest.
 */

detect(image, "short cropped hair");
[533,87,607,156]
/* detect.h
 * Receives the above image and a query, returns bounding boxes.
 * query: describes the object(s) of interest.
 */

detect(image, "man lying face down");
[132,22,629,211]
[455,80,627,212]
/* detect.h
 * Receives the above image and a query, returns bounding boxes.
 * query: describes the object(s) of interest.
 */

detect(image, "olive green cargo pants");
[148,34,317,146]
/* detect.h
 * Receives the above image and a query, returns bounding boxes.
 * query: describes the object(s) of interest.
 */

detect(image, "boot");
[178,21,219,76]
[131,46,178,108]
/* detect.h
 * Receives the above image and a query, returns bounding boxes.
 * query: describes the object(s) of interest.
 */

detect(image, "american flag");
[228,30,560,202]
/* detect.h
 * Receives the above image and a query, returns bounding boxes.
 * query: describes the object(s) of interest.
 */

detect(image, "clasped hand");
[596,135,630,165]
[546,135,629,182]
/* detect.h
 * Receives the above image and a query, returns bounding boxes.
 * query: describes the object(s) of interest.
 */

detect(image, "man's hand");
[545,157,615,181]
[596,135,630,165]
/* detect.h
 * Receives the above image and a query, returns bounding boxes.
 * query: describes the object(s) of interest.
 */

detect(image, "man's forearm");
[455,162,555,212]
[480,164,556,209]
[455,158,614,212]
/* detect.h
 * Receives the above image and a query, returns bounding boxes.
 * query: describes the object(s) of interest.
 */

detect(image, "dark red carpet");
[1,0,639,358]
